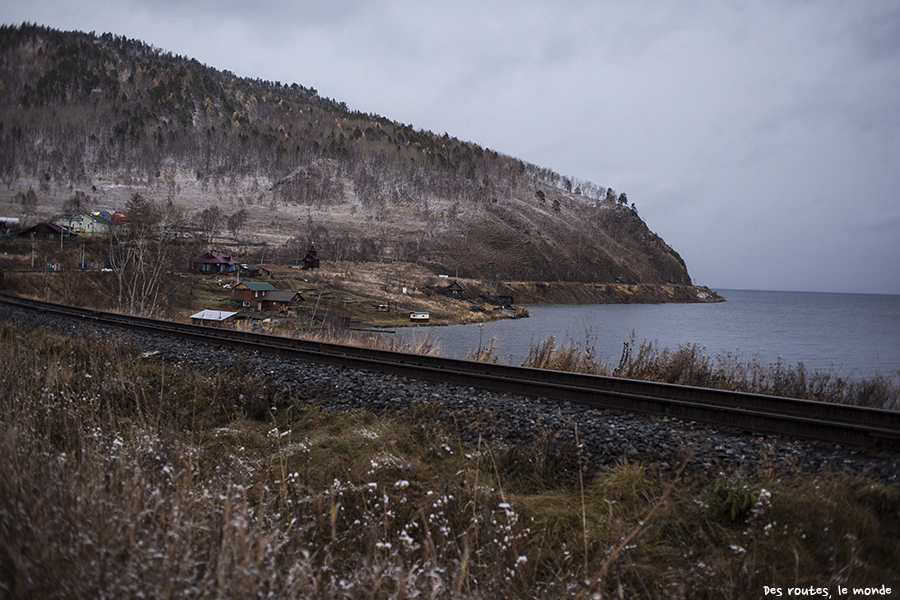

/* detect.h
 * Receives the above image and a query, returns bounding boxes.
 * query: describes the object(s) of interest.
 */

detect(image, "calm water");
[390,290,900,380]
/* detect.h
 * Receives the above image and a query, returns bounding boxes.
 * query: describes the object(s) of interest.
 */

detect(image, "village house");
[239,263,261,278]
[12,222,78,241]
[302,244,320,269]
[232,281,276,305]
[192,251,240,274]
[94,211,130,224]
[56,212,109,235]
[251,290,302,313]
[443,280,467,297]
[237,263,272,278]
[93,211,131,234]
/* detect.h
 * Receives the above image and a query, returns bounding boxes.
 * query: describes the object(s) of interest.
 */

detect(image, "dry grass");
[464,325,500,362]
[231,317,445,357]
[523,334,610,375]
[521,335,900,411]
[2,318,900,599]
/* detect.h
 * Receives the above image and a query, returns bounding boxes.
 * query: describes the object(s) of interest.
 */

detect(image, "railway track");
[4,292,900,451]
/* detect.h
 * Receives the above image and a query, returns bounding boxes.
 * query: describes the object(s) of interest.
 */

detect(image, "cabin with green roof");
[232,281,276,305]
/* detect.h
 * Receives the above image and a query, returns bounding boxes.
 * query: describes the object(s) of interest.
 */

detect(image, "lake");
[389,289,900,380]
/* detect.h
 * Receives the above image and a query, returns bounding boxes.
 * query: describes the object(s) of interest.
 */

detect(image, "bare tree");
[197,206,222,243]
[18,188,38,221]
[106,193,179,317]
[226,208,248,237]
[61,191,89,217]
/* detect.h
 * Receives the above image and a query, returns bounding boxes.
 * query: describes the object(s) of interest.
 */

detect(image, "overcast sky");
[5,1,900,294]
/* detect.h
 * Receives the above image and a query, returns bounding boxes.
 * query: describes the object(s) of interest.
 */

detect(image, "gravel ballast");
[5,305,899,483]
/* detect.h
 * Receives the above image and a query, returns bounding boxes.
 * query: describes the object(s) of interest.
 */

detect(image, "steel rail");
[3,292,899,450]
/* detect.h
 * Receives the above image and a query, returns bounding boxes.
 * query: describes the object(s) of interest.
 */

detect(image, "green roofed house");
[232,281,276,306]
[57,212,109,235]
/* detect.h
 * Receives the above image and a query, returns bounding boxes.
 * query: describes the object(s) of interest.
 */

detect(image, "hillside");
[1,24,699,289]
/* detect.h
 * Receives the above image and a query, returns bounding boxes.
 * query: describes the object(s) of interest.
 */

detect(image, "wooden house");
[500,306,518,318]
[13,222,78,241]
[96,211,130,224]
[57,212,109,235]
[233,281,277,305]
[239,263,261,277]
[443,280,467,297]
[410,311,430,323]
[192,251,240,274]
[95,211,131,234]
[252,290,302,313]
[302,244,320,269]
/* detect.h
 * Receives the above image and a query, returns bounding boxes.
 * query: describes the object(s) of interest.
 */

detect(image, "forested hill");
[0,23,694,286]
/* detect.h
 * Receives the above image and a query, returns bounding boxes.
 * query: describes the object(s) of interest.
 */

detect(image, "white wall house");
[56,212,109,235]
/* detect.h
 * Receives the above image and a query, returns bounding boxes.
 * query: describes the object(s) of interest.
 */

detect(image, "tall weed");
[526,333,900,410]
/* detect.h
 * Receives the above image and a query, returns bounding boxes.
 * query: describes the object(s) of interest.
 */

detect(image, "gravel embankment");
[5,306,899,483]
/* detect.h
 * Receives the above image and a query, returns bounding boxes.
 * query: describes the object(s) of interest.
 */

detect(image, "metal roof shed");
[190,309,238,325]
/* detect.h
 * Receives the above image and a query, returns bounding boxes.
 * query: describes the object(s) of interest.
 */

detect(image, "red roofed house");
[192,251,240,274]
